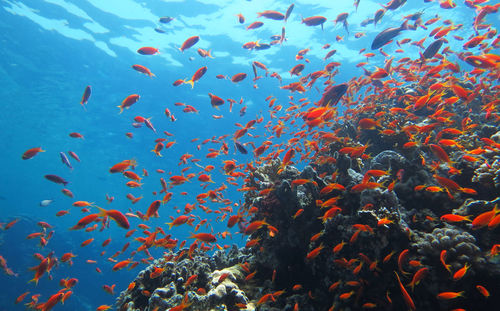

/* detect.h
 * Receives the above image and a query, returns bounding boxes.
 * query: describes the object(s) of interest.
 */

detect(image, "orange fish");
[306,243,324,260]
[132,64,155,77]
[394,272,416,310]
[166,215,190,229]
[472,204,499,229]
[452,263,470,281]
[436,291,464,299]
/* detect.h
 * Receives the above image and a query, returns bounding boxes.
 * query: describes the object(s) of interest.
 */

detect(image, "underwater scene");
[0,0,499,310]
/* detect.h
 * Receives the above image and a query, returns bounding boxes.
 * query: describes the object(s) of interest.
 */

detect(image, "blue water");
[0,0,497,310]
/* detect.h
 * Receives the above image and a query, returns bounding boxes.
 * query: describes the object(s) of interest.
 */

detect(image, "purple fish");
[80,85,91,107]
[234,141,248,154]
[144,118,157,133]
[422,39,445,59]
[384,0,407,10]
[372,79,384,88]
[132,122,143,128]
[59,152,72,169]
[44,174,68,186]
[371,21,408,50]
[318,83,348,106]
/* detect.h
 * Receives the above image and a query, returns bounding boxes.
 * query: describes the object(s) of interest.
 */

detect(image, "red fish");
[231,73,247,83]
[246,21,264,30]
[301,16,327,30]
[257,10,284,20]
[179,36,200,52]
[137,47,159,55]
[22,147,45,160]
[118,94,140,114]
[208,93,225,108]
[185,66,207,88]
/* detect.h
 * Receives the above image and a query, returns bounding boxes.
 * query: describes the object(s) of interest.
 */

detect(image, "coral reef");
[116,78,500,310]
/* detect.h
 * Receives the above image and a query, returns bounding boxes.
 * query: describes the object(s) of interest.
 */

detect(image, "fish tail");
[117,105,124,114]
[185,80,194,88]
[97,206,107,217]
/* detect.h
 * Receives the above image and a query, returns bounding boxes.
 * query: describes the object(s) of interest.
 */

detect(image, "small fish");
[371,21,408,50]
[208,93,225,108]
[97,207,130,229]
[384,0,407,10]
[284,4,294,22]
[236,13,245,24]
[374,9,386,26]
[80,85,91,108]
[44,174,68,186]
[68,151,80,162]
[257,10,285,20]
[318,83,348,106]
[197,48,213,58]
[60,152,72,169]
[185,66,207,88]
[255,43,271,50]
[179,36,200,52]
[22,147,45,160]
[301,16,327,30]
[436,291,464,300]
[234,141,248,154]
[246,21,264,30]
[189,232,216,243]
[159,16,174,24]
[132,64,155,77]
[39,199,54,207]
[137,47,159,55]
[118,94,140,114]
[144,118,157,133]
[422,39,445,59]
[231,73,247,83]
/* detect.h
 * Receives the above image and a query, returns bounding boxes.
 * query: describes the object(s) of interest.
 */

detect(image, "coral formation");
[117,119,500,309]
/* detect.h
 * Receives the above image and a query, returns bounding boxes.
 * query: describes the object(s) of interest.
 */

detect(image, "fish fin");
[401,20,409,31]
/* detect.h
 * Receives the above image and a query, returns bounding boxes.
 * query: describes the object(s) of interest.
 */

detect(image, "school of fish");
[3,0,500,310]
